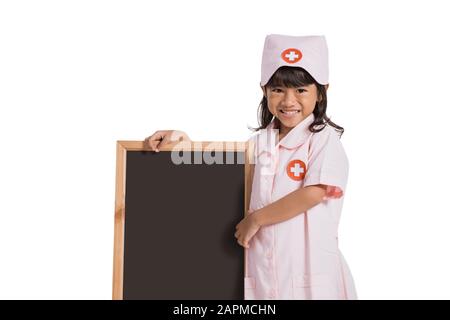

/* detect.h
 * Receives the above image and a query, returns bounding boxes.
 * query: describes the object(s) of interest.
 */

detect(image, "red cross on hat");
[281,48,302,64]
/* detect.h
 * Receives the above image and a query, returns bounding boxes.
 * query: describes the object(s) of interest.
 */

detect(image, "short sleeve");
[303,127,349,200]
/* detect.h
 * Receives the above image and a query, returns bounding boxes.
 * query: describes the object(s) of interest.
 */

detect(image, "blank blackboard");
[113,141,250,300]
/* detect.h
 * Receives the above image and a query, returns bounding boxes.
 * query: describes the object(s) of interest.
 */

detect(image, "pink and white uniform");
[245,114,357,300]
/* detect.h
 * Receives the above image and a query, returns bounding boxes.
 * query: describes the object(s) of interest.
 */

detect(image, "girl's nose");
[282,90,297,106]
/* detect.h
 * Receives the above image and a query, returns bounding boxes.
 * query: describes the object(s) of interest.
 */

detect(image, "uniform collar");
[255,113,315,156]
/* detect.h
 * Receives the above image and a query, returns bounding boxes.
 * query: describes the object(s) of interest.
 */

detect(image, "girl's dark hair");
[249,66,344,137]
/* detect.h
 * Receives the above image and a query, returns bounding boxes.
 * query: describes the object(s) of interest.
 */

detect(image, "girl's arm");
[253,184,327,227]
[235,184,328,248]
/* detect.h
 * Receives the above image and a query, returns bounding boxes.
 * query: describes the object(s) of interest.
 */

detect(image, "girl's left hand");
[234,212,261,249]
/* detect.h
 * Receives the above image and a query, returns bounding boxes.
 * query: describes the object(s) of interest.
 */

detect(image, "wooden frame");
[112,140,253,300]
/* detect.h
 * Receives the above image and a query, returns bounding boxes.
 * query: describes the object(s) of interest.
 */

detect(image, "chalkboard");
[112,141,251,300]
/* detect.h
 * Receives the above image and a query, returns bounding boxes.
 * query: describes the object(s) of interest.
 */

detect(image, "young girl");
[145,34,357,300]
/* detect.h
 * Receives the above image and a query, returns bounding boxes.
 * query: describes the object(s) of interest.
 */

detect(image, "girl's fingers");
[144,137,156,151]
[157,136,173,150]
[238,238,249,249]
[159,134,186,151]
[153,142,161,152]
[147,131,165,151]
[145,133,157,149]
[148,140,159,151]
[236,232,250,248]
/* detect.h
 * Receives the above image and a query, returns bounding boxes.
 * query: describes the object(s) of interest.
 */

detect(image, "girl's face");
[263,83,325,135]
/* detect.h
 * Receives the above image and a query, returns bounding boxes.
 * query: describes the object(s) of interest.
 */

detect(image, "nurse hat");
[260,34,329,86]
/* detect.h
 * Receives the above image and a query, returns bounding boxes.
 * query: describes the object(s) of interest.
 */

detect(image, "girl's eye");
[271,88,306,93]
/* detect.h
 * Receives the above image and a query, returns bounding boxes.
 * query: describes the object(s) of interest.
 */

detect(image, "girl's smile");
[278,108,301,119]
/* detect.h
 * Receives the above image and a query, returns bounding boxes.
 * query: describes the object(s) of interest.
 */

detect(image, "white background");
[1,0,449,299]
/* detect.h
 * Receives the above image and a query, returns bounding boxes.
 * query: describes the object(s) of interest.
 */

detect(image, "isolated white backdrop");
[1,0,449,299]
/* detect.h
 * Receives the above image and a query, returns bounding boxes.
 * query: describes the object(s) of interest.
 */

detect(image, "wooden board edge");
[117,140,246,152]
[244,139,255,279]
[112,141,126,300]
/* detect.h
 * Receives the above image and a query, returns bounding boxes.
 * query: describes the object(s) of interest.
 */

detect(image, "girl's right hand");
[144,130,191,152]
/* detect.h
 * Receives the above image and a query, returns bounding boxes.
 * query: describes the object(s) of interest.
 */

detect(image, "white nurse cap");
[260,34,329,86]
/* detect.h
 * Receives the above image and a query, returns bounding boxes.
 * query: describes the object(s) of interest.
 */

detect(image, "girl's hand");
[234,212,261,249]
[144,130,191,152]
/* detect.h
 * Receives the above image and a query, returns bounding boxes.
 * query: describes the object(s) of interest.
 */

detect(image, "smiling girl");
[145,34,357,300]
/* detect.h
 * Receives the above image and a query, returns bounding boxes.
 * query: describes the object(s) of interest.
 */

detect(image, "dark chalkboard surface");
[113,141,249,300]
